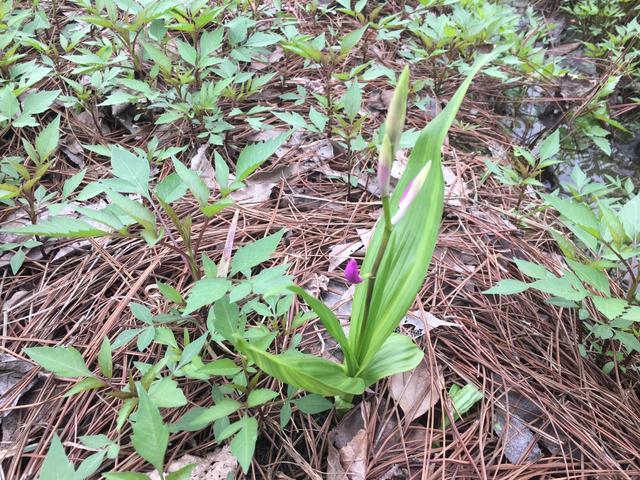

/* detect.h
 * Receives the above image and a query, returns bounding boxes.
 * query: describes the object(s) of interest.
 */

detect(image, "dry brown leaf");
[190,144,217,190]
[327,404,368,480]
[389,360,444,422]
[148,446,237,480]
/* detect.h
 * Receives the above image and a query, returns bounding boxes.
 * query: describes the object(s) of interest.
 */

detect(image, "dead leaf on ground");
[389,360,444,422]
[327,403,368,480]
[493,410,542,464]
[443,165,469,207]
[400,310,461,339]
[148,446,237,480]
[190,144,217,190]
[0,353,39,445]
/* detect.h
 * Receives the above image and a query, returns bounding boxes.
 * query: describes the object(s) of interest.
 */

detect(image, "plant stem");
[359,196,393,353]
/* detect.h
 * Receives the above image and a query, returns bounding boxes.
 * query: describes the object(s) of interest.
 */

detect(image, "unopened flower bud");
[385,66,410,151]
[391,161,432,225]
[378,135,393,197]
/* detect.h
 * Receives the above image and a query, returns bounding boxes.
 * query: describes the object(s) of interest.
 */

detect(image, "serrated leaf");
[513,258,551,279]
[230,416,258,474]
[39,433,80,480]
[22,90,60,116]
[111,146,150,198]
[25,346,92,378]
[172,158,209,206]
[35,115,60,161]
[148,377,187,408]
[183,278,231,315]
[591,296,627,320]
[230,229,285,276]
[132,388,168,472]
[62,169,86,198]
[76,450,106,478]
[157,281,184,304]
[166,464,196,480]
[538,129,559,161]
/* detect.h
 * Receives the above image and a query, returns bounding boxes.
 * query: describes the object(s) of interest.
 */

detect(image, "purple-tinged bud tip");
[344,258,363,284]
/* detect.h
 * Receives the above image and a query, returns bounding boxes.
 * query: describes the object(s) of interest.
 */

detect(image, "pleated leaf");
[349,53,497,373]
[236,338,364,397]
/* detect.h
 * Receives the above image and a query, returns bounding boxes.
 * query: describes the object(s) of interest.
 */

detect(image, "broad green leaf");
[591,296,627,321]
[291,394,333,414]
[183,278,231,315]
[513,258,552,280]
[144,43,171,72]
[247,389,278,407]
[484,279,529,295]
[103,473,150,480]
[62,169,87,198]
[111,146,150,198]
[235,132,289,181]
[342,80,362,122]
[231,229,285,276]
[157,281,184,304]
[148,377,187,408]
[108,191,156,232]
[172,159,209,206]
[358,334,423,386]
[614,331,640,352]
[155,172,188,203]
[289,286,354,371]
[340,25,368,55]
[132,388,168,472]
[230,416,258,474]
[98,337,113,378]
[541,193,600,237]
[196,358,242,377]
[170,399,241,432]
[76,450,106,479]
[35,116,60,161]
[166,464,196,480]
[530,277,586,302]
[4,217,108,238]
[64,377,106,397]
[566,259,610,296]
[348,52,497,372]
[177,334,207,369]
[25,346,92,378]
[22,90,60,116]
[538,129,559,161]
[39,433,80,480]
[236,338,364,396]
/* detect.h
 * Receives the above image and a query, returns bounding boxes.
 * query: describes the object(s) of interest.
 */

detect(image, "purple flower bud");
[378,135,393,197]
[391,162,432,225]
[344,258,363,284]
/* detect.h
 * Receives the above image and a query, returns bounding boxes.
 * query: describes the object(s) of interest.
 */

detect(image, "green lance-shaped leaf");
[24,346,92,378]
[288,286,355,372]
[132,387,169,473]
[348,52,498,374]
[236,338,364,397]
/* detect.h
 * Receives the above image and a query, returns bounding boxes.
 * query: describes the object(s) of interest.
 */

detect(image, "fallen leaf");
[389,360,444,422]
[442,165,469,207]
[400,310,461,339]
[493,410,542,464]
[148,446,237,480]
[327,403,368,480]
[327,241,362,273]
[190,144,217,190]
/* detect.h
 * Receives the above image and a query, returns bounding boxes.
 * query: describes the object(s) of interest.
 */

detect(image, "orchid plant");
[234,53,497,397]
